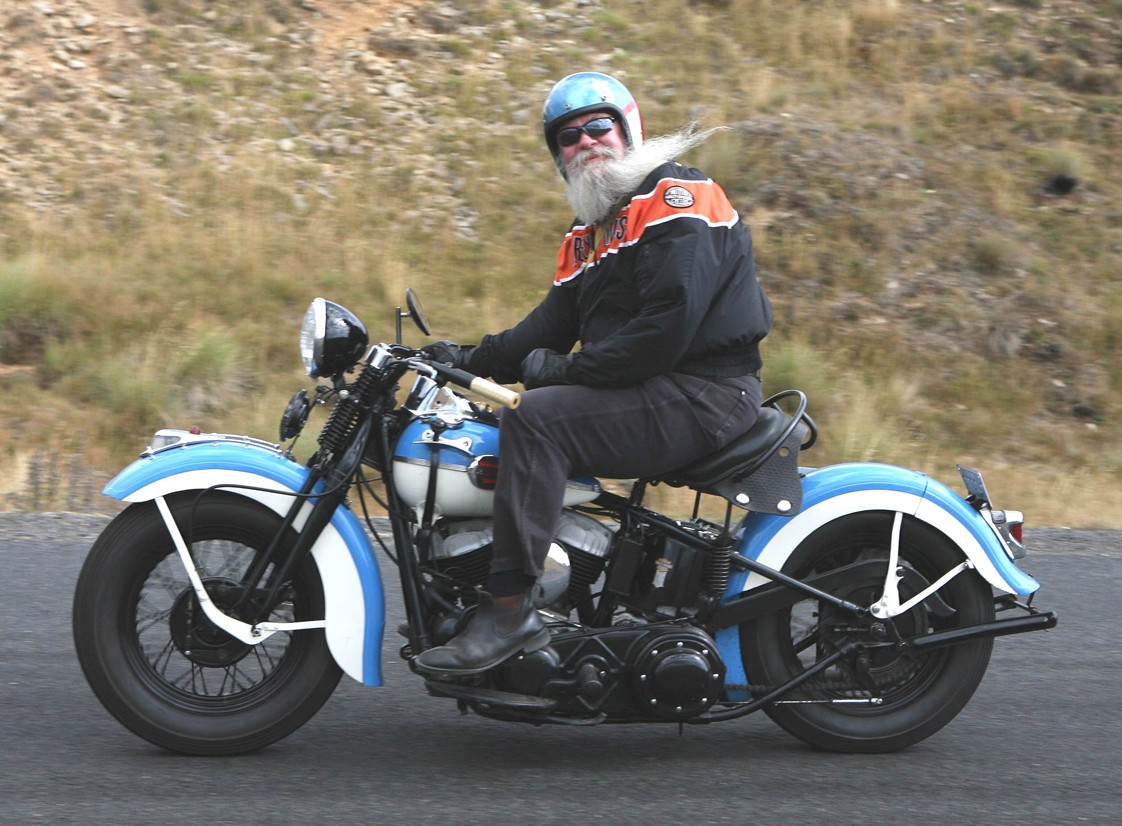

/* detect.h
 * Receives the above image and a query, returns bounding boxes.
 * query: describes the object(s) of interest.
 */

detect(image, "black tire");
[73,493,342,755]
[741,511,995,753]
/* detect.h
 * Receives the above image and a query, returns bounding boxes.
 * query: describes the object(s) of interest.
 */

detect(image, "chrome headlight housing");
[300,297,368,378]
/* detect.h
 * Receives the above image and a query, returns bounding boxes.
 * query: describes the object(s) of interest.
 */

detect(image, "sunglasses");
[556,116,617,147]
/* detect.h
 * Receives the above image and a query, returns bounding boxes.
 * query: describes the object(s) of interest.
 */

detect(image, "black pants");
[490,372,762,579]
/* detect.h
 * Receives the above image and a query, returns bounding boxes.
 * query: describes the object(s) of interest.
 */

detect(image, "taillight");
[991,510,1026,560]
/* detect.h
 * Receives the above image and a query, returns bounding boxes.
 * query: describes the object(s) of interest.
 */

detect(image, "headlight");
[300,297,369,378]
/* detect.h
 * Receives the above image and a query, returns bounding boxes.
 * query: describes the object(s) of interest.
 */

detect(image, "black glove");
[520,348,573,390]
[421,340,475,371]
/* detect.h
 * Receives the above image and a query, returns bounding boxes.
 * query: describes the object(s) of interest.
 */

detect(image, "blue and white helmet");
[542,72,644,174]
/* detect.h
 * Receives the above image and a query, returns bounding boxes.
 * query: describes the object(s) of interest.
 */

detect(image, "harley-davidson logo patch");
[663,186,695,208]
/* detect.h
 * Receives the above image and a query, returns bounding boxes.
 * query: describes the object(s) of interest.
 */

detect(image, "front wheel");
[741,512,995,753]
[73,493,342,755]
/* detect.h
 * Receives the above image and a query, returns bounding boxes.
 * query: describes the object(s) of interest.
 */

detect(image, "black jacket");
[468,161,771,388]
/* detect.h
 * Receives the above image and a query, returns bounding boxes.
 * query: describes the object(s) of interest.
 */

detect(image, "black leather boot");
[414,591,549,676]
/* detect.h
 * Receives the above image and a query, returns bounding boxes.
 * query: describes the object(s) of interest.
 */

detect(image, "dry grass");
[2,0,1120,524]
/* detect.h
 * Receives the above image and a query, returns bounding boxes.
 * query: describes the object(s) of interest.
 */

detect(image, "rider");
[415,71,772,676]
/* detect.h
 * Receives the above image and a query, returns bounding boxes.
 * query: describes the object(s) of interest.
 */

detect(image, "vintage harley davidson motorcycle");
[73,292,1057,755]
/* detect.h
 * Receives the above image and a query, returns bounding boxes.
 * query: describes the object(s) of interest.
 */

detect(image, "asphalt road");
[2,513,1119,825]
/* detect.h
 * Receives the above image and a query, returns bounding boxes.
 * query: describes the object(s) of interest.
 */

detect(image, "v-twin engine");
[426,509,731,722]
[427,511,614,615]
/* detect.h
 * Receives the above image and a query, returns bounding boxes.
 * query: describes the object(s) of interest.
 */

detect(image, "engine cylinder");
[428,512,613,612]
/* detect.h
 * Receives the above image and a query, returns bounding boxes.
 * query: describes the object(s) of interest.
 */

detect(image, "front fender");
[716,462,1040,699]
[104,440,384,687]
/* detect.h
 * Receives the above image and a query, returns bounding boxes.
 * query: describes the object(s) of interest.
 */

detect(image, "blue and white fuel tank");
[392,417,600,518]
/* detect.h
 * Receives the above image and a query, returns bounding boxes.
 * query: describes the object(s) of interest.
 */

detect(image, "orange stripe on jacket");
[553,177,739,285]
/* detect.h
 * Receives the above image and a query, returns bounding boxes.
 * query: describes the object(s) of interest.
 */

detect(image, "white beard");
[563,125,721,225]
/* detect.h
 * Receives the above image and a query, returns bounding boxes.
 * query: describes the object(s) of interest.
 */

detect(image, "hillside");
[1,0,1120,524]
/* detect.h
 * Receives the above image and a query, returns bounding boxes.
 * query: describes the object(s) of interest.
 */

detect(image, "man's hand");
[421,340,475,371]
[521,348,572,390]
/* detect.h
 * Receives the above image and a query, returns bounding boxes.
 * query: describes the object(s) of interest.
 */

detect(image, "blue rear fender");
[716,462,1040,699]
[103,439,385,687]
[729,462,1038,595]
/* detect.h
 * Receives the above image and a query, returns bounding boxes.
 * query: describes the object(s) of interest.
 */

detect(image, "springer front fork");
[153,496,328,645]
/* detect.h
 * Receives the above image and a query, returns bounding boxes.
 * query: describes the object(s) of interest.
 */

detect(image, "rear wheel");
[741,511,994,753]
[73,493,342,755]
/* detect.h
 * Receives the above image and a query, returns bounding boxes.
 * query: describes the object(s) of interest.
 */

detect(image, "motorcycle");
[73,291,1057,755]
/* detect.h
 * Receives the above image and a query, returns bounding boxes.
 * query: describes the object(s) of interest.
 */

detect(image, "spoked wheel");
[741,511,995,753]
[73,493,342,755]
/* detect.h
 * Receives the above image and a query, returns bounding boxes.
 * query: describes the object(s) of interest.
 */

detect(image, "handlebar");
[427,363,521,409]
[465,375,522,409]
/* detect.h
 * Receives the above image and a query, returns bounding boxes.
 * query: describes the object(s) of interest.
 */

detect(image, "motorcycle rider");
[415,72,772,676]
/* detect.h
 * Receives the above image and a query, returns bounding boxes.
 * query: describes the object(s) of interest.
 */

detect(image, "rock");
[1072,403,1098,420]
[1042,173,1078,196]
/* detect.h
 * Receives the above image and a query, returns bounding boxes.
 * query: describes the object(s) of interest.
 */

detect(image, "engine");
[427,511,613,613]
[428,512,728,722]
